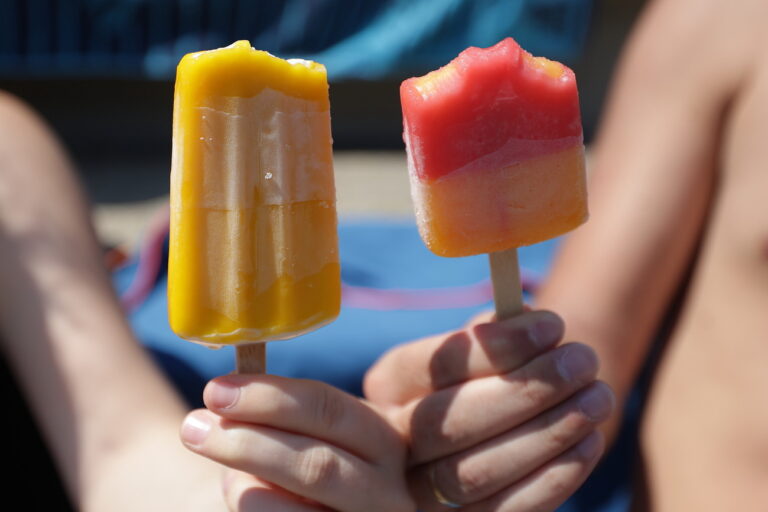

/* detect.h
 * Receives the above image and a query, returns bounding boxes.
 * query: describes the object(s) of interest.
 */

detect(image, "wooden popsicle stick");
[236,343,266,374]
[488,248,524,320]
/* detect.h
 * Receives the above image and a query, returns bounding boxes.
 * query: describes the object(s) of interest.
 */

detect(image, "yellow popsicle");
[168,41,340,346]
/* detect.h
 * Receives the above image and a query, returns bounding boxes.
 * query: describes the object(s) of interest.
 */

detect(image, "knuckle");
[313,384,345,431]
[516,366,550,407]
[544,407,589,452]
[478,322,529,359]
[410,395,462,453]
[545,417,579,452]
[296,445,340,489]
[253,384,283,415]
[221,429,255,467]
[429,339,465,385]
[538,466,573,500]
[453,458,497,502]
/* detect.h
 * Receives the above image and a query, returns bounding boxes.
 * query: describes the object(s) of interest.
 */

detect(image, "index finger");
[364,310,564,407]
[204,374,404,465]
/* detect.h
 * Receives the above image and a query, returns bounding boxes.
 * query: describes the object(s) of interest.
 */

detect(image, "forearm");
[535,164,712,404]
[0,93,187,503]
[536,0,731,406]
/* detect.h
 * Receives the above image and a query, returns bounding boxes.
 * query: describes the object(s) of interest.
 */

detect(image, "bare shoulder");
[621,0,768,106]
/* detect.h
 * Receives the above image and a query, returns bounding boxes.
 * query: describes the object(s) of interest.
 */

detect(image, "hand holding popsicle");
[365,311,613,511]
[172,37,602,512]
[182,375,415,511]
[371,38,602,510]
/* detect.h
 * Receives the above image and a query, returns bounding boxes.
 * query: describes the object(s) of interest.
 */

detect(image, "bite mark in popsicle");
[401,37,588,316]
[168,41,340,360]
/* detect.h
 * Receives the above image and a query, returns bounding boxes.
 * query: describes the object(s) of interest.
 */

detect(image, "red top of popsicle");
[401,37,582,182]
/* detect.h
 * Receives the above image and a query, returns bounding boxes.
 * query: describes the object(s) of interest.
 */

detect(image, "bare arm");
[0,92,224,511]
[535,0,750,436]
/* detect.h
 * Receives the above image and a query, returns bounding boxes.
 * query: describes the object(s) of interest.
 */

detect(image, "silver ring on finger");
[429,463,463,509]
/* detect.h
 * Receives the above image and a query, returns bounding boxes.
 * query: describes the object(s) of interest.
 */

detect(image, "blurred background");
[0,0,644,252]
[1,1,647,510]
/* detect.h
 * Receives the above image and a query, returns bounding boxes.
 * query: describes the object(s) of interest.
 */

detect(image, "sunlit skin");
[535,0,768,509]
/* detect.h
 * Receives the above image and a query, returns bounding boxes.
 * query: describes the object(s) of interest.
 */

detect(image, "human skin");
[364,311,615,511]
[0,91,231,511]
[0,90,614,512]
[534,0,768,509]
[182,373,415,511]
[186,309,615,511]
[186,0,768,506]
[0,91,416,511]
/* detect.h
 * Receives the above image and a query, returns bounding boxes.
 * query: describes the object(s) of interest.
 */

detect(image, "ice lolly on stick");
[168,41,340,373]
[400,37,587,319]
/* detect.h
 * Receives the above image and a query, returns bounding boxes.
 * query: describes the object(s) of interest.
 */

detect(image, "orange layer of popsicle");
[410,146,586,256]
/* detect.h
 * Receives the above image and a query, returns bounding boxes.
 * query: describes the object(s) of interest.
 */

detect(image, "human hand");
[181,374,415,512]
[364,311,615,511]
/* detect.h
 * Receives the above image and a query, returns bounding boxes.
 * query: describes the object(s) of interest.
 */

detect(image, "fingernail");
[578,383,614,422]
[577,431,603,459]
[181,411,212,447]
[529,313,563,348]
[556,345,598,383]
[207,381,240,410]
